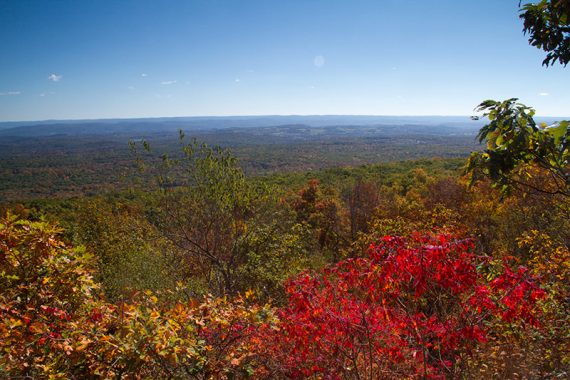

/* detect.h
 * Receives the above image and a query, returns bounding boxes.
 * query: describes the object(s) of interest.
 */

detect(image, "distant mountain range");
[1,114,565,139]
[0,115,486,137]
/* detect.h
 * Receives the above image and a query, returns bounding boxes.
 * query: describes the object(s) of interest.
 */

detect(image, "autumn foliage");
[257,234,545,379]
[0,215,274,379]
[0,215,100,375]
[0,214,552,378]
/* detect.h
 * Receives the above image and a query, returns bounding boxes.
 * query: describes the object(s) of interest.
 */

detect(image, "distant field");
[0,117,483,202]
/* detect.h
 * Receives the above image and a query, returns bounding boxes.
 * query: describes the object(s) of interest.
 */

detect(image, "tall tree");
[131,134,310,299]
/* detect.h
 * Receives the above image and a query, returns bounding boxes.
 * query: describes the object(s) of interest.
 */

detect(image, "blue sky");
[0,0,568,121]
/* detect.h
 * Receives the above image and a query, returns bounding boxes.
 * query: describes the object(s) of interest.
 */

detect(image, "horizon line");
[2,113,568,125]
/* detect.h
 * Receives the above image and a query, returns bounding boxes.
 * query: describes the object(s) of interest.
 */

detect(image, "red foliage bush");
[258,233,545,379]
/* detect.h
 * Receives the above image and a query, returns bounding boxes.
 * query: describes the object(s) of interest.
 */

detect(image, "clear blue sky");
[0,0,568,121]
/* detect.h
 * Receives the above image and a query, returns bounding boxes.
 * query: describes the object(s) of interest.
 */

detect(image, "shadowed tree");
[520,0,570,66]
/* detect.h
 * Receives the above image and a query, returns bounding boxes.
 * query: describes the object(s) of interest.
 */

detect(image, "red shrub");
[258,233,545,379]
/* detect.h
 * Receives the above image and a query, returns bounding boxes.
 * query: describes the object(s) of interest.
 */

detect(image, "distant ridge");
[0,115,488,137]
[1,114,567,128]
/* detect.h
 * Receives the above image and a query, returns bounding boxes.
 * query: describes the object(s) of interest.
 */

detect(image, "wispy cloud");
[313,55,325,68]
[0,91,20,96]
[48,74,62,82]
[161,80,177,85]
[538,92,549,96]
[39,91,55,97]
[141,73,148,77]
[235,78,241,83]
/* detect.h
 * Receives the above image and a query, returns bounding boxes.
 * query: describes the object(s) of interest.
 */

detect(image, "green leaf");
[496,134,504,146]
[546,120,568,145]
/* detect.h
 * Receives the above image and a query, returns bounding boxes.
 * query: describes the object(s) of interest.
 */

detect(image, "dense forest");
[0,119,483,201]
[1,1,569,379]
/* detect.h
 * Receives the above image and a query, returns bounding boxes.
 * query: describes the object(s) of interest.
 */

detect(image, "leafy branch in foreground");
[466,98,569,197]
[520,0,570,67]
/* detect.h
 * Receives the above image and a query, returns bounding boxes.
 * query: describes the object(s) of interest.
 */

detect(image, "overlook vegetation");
[1,129,568,377]
[1,1,569,379]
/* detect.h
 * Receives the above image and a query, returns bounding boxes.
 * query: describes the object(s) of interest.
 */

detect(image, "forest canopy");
[0,1,569,379]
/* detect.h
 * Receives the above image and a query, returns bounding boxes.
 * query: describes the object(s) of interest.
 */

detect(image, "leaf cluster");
[467,98,569,197]
[521,0,570,66]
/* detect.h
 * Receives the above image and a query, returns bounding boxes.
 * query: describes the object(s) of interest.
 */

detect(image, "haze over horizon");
[0,114,505,125]
[1,0,569,121]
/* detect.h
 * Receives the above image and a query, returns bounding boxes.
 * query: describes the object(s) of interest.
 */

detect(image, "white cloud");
[235,78,241,83]
[0,91,20,96]
[127,86,135,90]
[161,80,177,85]
[48,74,62,82]
[141,73,148,77]
[313,55,325,68]
[539,92,549,96]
